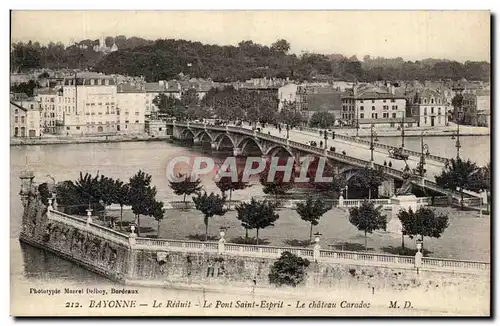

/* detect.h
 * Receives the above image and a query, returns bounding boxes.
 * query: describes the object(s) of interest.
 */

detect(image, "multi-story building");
[116,83,147,134]
[408,88,449,127]
[35,88,60,134]
[60,75,118,135]
[461,91,490,127]
[10,100,41,138]
[342,85,407,128]
[278,83,298,111]
[145,81,167,118]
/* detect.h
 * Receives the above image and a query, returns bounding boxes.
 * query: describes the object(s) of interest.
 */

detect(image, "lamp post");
[451,114,461,160]
[344,185,348,199]
[415,238,423,274]
[417,132,430,177]
[324,130,328,149]
[286,124,290,139]
[370,124,378,162]
[400,115,405,148]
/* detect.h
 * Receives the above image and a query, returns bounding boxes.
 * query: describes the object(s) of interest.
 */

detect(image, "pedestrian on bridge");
[388,161,392,167]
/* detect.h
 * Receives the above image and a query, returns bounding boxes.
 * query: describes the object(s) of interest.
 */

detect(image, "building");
[35,88,61,134]
[461,91,490,127]
[11,101,42,138]
[145,119,167,137]
[278,83,298,111]
[342,85,407,128]
[60,75,118,135]
[116,83,147,134]
[408,88,449,127]
[145,81,167,118]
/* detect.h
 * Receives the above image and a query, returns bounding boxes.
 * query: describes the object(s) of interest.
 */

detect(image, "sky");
[10,10,491,62]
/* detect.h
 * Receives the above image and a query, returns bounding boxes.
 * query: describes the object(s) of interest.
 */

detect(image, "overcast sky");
[11,10,490,62]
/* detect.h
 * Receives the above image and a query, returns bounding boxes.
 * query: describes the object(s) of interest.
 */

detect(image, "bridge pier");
[233,147,243,157]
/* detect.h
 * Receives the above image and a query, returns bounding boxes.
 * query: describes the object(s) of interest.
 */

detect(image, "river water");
[10,137,490,315]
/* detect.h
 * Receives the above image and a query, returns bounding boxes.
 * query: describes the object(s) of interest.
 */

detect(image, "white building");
[116,83,147,134]
[11,101,42,138]
[342,85,407,128]
[60,75,118,135]
[413,88,448,127]
[35,88,61,134]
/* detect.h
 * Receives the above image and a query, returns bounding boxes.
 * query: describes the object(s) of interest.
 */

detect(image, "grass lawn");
[106,206,490,262]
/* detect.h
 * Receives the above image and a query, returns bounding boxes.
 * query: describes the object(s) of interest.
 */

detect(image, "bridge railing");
[300,126,450,163]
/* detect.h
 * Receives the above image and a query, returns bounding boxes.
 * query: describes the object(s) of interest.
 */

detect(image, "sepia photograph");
[9,10,491,317]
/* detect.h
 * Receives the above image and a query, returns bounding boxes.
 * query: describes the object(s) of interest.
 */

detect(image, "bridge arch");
[213,133,236,149]
[237,137,264,156]
[194,130,213,142]
[181,128,195,139]
[265,145,294,158]
[338,166,365,182]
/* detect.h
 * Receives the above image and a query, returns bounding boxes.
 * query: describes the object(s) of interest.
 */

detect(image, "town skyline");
[11,11,490,63]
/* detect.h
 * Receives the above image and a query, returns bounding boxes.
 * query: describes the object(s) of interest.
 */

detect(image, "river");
[10,137,490,315]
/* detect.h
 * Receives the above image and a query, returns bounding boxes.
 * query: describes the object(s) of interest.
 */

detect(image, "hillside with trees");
[11,37,490,82]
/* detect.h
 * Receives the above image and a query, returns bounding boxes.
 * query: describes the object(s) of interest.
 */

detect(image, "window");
[360,106,364,111]
[390,122,395,127]
[14,116,18,123]
[383,100,386,103]
[98,112,102,115]
[30,104,34,110]
[372,106,375,110]
[21,116,25,124]
[125,120,129,123]
[86,113,90,115]
[391,99,395,103]
[424,108,427,115]
[360,113,364,118]
[14,109,18,114]
[76,126,80,130]
[383,105,389,110]
[431,98,434,104]
[135,120,139,123]
[371,100,375,103]
[360,100,364,103]
[372,113,378,119]
[423,98,427,104]
[66,126,70,130]
[438,98,441,104]
[438,116,442,124]
[383,113,388,118]
[135,112,140,116]
[424,117,427,124]
[91,112,96,115]
[438,108,442,115]
[392,113,396,118]
[392,105,398,110]
[431,107,434,114]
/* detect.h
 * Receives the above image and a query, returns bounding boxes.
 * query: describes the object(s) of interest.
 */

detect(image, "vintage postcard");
[10,10,491,317]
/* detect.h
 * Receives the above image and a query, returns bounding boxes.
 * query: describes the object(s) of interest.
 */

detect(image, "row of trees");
[12,38,490,82]
[55,171,164,236]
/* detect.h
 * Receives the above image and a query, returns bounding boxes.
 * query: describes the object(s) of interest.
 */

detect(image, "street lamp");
[286,124,290,139]
[451,114,461,160]
[344,185,348,199]
[370,124,378,162]
[417,132,430,177]
[324,130,328,149]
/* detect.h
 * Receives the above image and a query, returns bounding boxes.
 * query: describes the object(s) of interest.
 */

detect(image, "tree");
[435,158,481,210]
[169,174,203,206]
[350,167,385,199]
[192,191,227,241]
[214,172,249,209]
[398,207,449,251]
[271,39,291,54]
[280,101,303,127]
[295,197,331,243]
[476,162,491,212]
[259,165,294,200]
[348,201,387,250]
[128,170,158,236]
[268,251,310,287]
[113,179,130,231]
[234,198,279,245]
[308,111,336,129]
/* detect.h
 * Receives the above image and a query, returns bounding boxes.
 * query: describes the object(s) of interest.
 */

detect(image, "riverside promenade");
[10,133,171,146]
